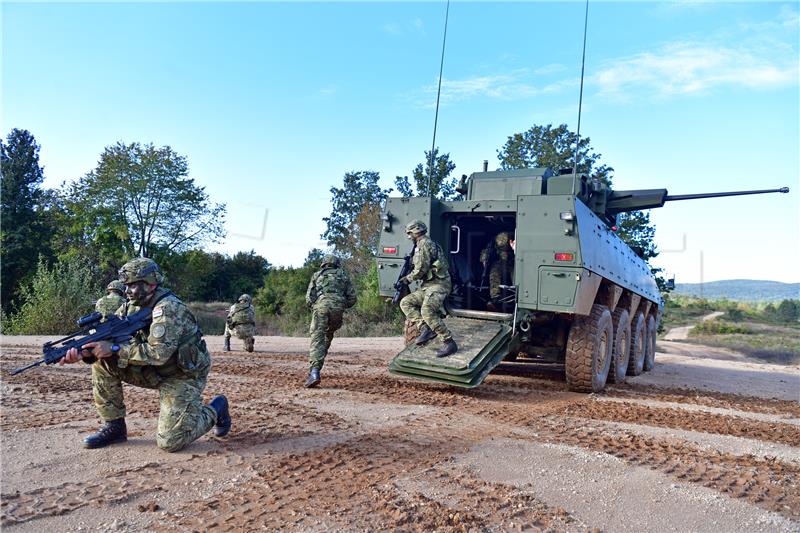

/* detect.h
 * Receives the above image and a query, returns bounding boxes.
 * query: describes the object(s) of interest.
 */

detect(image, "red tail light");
[383,246,398,255]
[554,252,574,261]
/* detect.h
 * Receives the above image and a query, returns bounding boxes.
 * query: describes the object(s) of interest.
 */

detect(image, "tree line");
[1,124,660,335]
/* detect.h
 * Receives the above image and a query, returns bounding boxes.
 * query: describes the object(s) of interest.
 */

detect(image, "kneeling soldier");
[60,258,231,452]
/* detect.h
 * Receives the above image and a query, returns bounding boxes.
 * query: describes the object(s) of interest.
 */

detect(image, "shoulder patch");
[152,307,164,318]
[151,323,167,339]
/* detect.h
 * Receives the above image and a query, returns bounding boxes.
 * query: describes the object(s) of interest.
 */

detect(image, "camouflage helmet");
[321,254,340,268]
[106,280,126,294]
[118,257,164,285]
[238,294,252,304]
[495,231,512,249]
[405,220,427,236]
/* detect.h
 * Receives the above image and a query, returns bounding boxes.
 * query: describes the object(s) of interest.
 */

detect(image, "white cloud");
[593,42,798,100]
[383,18,425,36]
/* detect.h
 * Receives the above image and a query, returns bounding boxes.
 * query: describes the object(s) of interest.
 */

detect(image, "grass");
[686,317,800,365]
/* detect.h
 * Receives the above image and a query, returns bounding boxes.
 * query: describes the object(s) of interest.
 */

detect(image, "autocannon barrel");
[605,186,789,214]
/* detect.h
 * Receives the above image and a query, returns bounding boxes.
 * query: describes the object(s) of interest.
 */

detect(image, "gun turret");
[604,187,790,215]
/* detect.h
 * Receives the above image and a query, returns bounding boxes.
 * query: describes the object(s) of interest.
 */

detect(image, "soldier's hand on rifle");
[60,341,114,365]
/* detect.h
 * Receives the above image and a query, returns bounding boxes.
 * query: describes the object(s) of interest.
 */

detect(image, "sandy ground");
[1,332,798,532]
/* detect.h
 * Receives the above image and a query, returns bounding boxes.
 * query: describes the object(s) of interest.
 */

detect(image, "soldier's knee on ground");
[156,432,190,453]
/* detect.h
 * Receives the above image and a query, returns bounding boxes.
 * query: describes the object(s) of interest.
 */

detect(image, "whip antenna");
[429,0,450,196]
[572,0,590,188]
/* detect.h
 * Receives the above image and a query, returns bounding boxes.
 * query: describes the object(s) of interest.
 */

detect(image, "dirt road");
[1,335,798,532]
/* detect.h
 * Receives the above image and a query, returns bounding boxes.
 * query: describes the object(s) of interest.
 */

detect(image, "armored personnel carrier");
[376,166,788,392]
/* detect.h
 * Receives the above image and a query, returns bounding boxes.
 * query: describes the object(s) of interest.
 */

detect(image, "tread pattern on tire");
[565,304,613,393]
[643,314,657,372]
[609,308,630,384]
[627,311,646,376]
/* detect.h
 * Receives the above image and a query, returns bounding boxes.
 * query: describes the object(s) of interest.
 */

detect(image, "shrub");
[690,319,752,336]
[5,257,100,334]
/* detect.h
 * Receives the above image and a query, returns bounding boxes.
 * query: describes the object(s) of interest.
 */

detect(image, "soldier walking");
[224,294,256,352]
[399,220,458,357]
[59,258,231,452]
[95,280,127,318]
[304,254,357,388]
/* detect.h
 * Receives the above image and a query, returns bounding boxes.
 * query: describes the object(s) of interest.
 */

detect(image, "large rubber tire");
[608,308,630,384]
[627,312,646,376]
[403,319,420,346]
[565,304,614,393]
[643,314,657,372]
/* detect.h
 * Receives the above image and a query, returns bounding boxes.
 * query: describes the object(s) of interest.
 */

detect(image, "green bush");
[5,257,101,334]
[725,308,745,322]
[689,319,752,336]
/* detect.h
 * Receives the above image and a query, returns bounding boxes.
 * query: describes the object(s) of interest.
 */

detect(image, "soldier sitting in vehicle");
[480,231,515,311]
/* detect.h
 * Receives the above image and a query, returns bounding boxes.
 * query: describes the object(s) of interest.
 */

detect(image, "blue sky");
[3,1,798,283]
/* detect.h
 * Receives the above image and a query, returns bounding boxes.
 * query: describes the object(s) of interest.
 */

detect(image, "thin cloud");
[383,18,425,36]
[593,42,798,100]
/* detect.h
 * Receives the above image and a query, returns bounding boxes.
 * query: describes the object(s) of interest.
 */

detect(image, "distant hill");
[673,279,800,302]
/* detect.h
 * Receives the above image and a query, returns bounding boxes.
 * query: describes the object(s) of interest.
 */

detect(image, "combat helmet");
[107,280,126,294]
[118,257,164,285]
[494,232,512,249]
[321,254,341,268]
[238,294,253,304]
[405,220,428,236]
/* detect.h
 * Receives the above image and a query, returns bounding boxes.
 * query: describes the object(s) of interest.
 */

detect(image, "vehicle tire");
[404,319,420,346]
[565,304,614,393]
[608,308,630,384]
[643,314,657,371]
[627,311,646,376]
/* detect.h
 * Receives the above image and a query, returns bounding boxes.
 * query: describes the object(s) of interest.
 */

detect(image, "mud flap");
[389,317,512,388]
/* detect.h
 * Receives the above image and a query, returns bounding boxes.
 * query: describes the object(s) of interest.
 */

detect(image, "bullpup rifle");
[391,243,416,305]
[9,309,153,376]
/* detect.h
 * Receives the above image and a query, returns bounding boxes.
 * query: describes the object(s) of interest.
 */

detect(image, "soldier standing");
[59,258,231,452]
[304,254,357,388]
[224,294,256,352]
[399,220,458,357]
[95,280,127,317]
[480,231,515,311]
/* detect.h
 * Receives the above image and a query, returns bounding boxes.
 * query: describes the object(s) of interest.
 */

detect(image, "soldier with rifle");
[479,231,515,311]
[398,220,458,357]
[56,258,231,452]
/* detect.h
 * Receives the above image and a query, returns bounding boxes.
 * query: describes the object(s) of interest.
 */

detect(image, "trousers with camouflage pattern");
[91,358,217,452]
[399,279,452,341]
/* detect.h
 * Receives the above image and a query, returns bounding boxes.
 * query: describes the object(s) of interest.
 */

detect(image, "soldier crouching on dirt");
[95,280,127,318]
[59,258,231,452]
[399,220,458,357]
[304,254,357,388]
[224,294,256,352]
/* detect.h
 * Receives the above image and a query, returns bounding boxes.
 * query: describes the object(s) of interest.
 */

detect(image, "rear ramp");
[389,317,512,388]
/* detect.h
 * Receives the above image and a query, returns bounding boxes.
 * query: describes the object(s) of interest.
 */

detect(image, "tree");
[322,170,391,270]
[70,142,225,259]
[1,129,52,310]
[776,299,800,323]
[394,148,458,200]
[497,124,658,263]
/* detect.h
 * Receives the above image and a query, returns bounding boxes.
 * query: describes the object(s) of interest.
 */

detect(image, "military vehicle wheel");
[643,314,657,371]
[627,312,646,376]
[566,304,613,393]
[608,308,631,384]
[403,320,421,346]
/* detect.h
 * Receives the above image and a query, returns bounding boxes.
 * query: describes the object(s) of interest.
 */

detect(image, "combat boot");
[436,338,458,358]
[209,395,231,437]
[304,368,321,388]
[414,324,437,345]
[83,418,127,449]
[223,337,231,351]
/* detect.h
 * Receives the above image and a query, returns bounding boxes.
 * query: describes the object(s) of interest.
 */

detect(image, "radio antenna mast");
[429,0,450,196]
[571,0,590,189]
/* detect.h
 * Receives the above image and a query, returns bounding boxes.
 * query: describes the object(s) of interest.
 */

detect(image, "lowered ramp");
[389,317,512,388]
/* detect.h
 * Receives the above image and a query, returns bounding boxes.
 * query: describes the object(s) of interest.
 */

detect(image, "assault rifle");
[9,309,153,376]
[391,243,416,305]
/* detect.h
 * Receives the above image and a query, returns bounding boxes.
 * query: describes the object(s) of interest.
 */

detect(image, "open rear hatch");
[389,316,512,388]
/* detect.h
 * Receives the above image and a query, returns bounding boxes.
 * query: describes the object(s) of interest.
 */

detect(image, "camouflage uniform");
[224,294,256,352]
[399,232,453,342]
[480,232,515,299]
[305,256,357,372]
[92,261,218,452]
[95,280,126,317]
